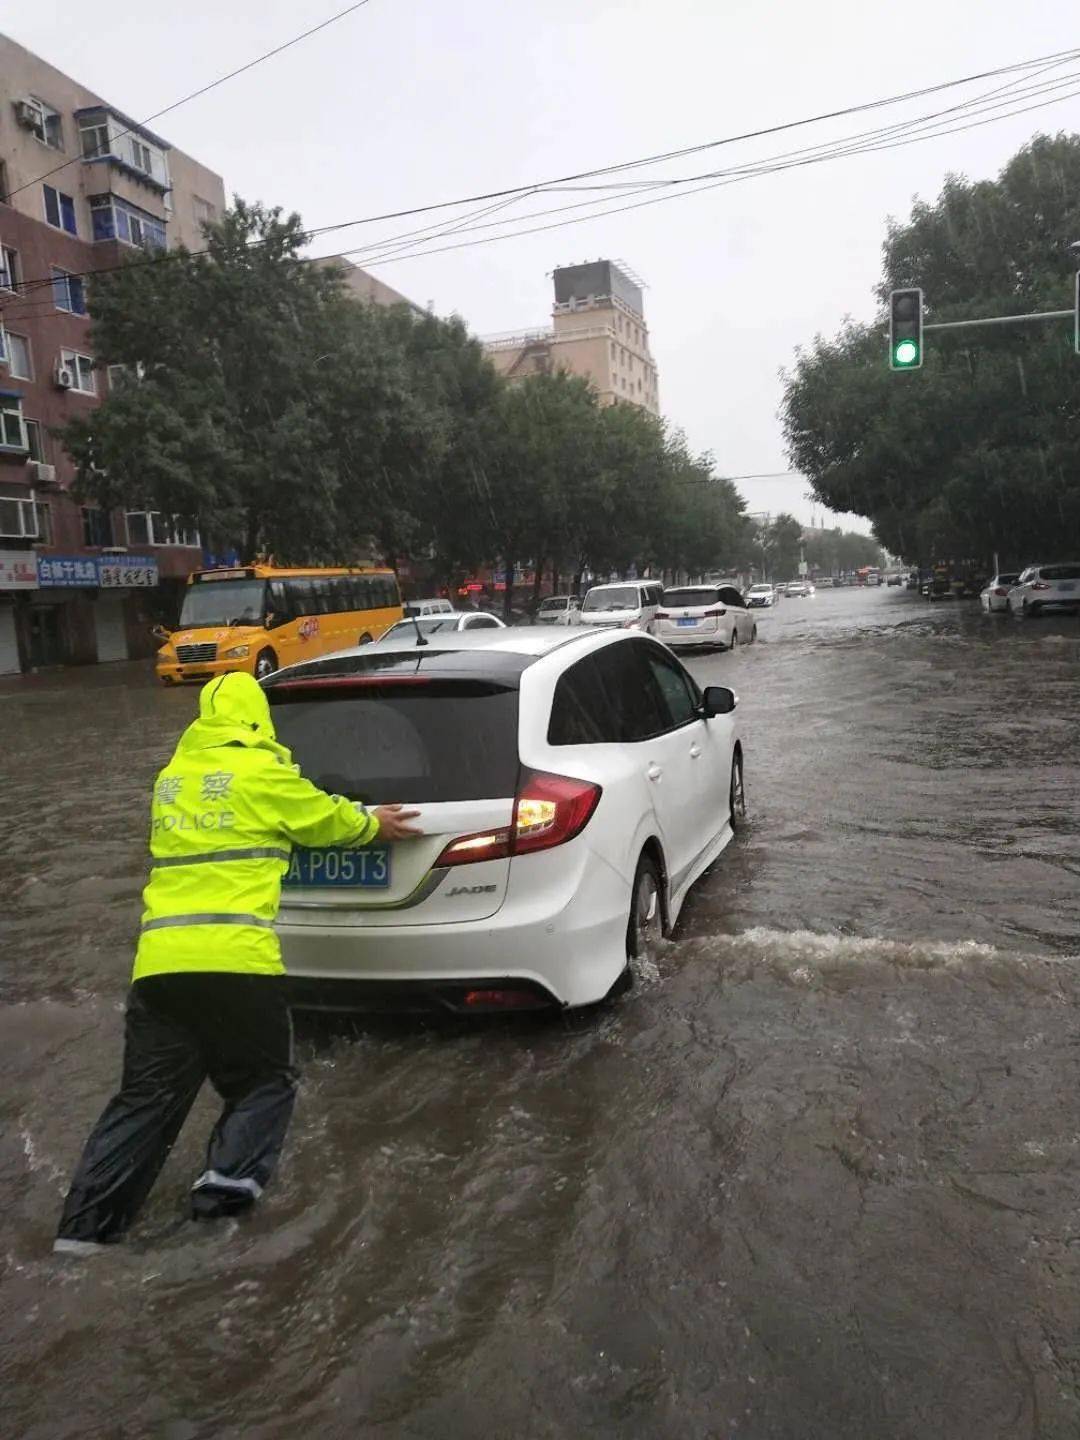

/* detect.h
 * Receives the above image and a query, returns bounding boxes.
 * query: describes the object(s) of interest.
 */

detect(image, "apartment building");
[0,34,225,674]
[483,260,660,415]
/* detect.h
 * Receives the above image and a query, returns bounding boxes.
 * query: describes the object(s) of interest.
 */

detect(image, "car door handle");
[647,764,663,781]
[689,744,702,758]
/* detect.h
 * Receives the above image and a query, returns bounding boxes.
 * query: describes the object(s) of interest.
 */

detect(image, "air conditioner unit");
[14,99,39,130]
[54,363,74,390]
[29,461,57,483]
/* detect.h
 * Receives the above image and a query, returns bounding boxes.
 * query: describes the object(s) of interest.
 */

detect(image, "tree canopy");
[781,133,1080,566]
[65,200,753,593]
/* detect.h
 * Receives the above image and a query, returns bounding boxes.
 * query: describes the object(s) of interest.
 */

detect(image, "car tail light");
[703,607,727,617]
[434,769,602,867]
[1030,581,1051,591]
[462,988,548,1010]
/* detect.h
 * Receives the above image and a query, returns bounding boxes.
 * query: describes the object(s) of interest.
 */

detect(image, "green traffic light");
[893,339,920,367]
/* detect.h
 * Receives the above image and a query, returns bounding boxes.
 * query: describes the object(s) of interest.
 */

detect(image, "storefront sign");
[37,555,160,588]
[38,555,100,587]
[0,551,39,590]
[99,556,158,588]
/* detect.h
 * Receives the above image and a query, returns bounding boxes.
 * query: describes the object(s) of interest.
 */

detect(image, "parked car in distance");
[979,573,1021,613]
[785,581,814,598]
[655,585,757,650]
[404,598,455,618]
[535,595,582,626]
[578,580,664,633]
[746,584,776,608]
[267,627,745,1012]
[815,576,834,588]
[1008,562,1080,617]
[375,612,505,645]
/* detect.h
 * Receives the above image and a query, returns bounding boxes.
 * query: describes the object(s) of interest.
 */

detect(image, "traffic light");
[889,288,923,370]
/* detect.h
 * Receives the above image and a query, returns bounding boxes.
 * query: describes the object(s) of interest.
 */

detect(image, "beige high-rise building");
[483,260,659,414]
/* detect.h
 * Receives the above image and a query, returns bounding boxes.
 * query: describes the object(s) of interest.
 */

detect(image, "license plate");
[1058,583,1075,592]
[676,618,698,627]
[283,846,391,888]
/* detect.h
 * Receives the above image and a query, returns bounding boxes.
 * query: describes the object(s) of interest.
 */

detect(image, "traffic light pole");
[923,308,1072,331]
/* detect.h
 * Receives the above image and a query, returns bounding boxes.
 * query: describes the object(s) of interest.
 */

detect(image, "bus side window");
[385,574,402,607]
[288,579,316,616]
[353,575,374,611]
[312,578,334,614]
[268,580,291,621]
[329,576,352,613]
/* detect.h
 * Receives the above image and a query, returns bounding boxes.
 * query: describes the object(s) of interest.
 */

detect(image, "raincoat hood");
[175,673,291,761]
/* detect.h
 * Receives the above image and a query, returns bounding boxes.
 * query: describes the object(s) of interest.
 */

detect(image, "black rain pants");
[56,972,297,1245]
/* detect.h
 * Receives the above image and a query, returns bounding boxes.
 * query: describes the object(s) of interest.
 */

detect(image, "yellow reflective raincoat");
[133,672,377,980]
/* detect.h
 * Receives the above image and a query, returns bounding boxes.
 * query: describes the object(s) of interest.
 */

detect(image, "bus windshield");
[179,579,268,629]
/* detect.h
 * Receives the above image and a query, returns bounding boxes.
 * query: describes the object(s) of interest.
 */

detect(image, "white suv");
[746,584,776,608]
[1008,563,1080,617]
[535,595,582,626]
[266,628,744,1012]
[655,584,757,650]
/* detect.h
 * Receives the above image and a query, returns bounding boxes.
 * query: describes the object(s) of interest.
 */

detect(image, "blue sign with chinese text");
[37,555,159,588]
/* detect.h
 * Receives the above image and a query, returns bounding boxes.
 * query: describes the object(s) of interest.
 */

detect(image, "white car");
[654,584,757,650]
[1007,563,1080,618]
[535,595,582,626]
[746,584,776,608]
[578,580,664,633]
[979,572,1021,614]
[266,627,745,1012]
[374,612,505,645]
[403,597,455,617]
[785,581,814,598]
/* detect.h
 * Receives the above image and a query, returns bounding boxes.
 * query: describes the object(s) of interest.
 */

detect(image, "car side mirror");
[701,685,737,717]
[150,623,171,642]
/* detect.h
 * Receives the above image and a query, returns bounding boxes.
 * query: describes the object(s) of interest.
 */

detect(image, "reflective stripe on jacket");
[133,672,376,980]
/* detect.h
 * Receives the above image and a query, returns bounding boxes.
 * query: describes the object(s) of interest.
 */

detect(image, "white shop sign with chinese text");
[0,551,39,589]
[99,556,158,588]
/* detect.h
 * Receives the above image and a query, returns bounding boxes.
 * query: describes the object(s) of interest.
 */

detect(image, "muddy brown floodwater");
[2,586,1079,1439]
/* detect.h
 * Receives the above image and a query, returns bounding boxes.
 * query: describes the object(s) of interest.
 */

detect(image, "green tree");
[781,134,1080,565]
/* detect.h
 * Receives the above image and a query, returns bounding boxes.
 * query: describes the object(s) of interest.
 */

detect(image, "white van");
[578,580,664,634]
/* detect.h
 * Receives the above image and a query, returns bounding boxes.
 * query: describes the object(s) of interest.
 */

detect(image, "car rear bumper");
[657,625,723,647]
[276,849,631,1009]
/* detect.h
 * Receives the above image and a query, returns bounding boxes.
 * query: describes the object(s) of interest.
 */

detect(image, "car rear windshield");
[1039,564,1080,581]
[539,598,566,611]
[269,681,520,804]
[583,586,639,612]
[662,588,720,608]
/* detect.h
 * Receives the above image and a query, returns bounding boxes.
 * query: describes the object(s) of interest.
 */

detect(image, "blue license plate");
[283,847,391,888]
[676,618,698,627]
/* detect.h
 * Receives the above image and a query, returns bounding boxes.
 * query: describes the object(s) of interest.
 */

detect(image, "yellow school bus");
[156,564,403,684]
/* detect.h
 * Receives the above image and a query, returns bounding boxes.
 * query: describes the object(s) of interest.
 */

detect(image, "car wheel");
[729,750,746,831]
[254,649,278,681]
[626,855,663,965]
[358,632,373,646]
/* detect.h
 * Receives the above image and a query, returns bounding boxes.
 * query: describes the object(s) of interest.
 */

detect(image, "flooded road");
[3,587,1080,1439]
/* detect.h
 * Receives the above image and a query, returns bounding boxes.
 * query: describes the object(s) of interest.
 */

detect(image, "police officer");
[54,671,421,1253]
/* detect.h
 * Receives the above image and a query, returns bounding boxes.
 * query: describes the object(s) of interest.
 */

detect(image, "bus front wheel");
[254,649,278,681]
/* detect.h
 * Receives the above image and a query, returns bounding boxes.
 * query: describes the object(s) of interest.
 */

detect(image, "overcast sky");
[11,2,1080,533]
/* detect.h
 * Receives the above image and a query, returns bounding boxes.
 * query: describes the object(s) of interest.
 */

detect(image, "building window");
[0,495,38,537]
[0,396,27,450]
[80,121,111,159]
[82,507,113,547]
[90,197,166,252]
[23,98,63,150]
[193,196,217,229]
[125,511,200,547]
[44,185,78,236]
[7,333,32,381]
[35,501,53,545]
[60,350,96,394]
[0,161,8,203]
[25,419,45,462]
[0,245,19,291]
[52,268,87,315]
[130,140,153,175]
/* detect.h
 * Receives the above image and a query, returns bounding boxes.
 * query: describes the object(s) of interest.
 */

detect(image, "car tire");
[626,855,663,964]
[254,648,278,681]
[729,750,746,831]
[358,632,373,646]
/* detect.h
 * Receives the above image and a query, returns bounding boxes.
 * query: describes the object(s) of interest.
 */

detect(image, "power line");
[3,0,377,204]
[2,43,1077,306]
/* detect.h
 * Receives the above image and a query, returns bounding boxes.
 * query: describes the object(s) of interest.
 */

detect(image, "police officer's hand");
[373,804,423,841]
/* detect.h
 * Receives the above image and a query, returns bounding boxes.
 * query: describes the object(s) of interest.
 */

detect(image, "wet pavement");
[2,587,1079,1438]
